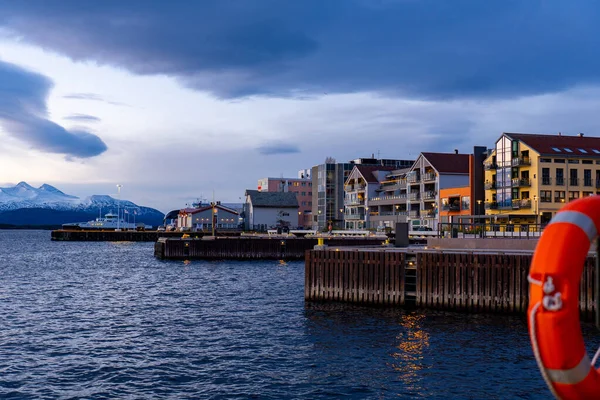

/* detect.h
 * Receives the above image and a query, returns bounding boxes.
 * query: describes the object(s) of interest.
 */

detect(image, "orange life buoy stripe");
[528,196,600,399]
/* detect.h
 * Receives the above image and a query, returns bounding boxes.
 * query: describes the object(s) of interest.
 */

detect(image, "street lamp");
[116,184,122,231]
[210,201,216,236]
[533,195,538,226]
[365,206,369,230]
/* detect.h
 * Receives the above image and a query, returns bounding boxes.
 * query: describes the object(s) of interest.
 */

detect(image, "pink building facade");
[258,172,313,228]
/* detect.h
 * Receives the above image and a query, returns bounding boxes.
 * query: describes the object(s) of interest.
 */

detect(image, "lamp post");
[365,206,369,230]
[339,208,344,229]
[533,195,538,227]
[116,184,122,231]
[210,201,216,236]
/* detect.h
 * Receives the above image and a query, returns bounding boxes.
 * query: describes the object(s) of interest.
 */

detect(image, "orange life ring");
[528,196,600,399]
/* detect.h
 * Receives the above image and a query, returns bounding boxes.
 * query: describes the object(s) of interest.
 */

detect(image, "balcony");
[408,210,420,218]
[512,178,531,187]
[484,181,496,190]
[541,176,552,186]
[584,178,593,187]
[408,192,420,201]
[512,199,532,209]
[511,157,531,167]
[442,204,461,212]
[344,199,365,206]
[344,214,364,220]
[485,202,498,210]
[368,195,407,206]
[422,209,436,218]
[407,176,420,184]
[484,162,497,170]
[422,172,436,182]
[422,191,437,200]
[556,177,565,186]
[569,178,579,186]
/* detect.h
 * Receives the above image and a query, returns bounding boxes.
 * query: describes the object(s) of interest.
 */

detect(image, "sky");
[1,1,600,213]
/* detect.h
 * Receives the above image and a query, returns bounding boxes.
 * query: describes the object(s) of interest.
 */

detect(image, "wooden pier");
[50,230,244,242]
[305,248,598,321]
[154,237,389,260]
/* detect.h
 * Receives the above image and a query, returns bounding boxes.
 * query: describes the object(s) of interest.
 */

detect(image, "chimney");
[558,132,562,136]
[579,132,584,137]
[454,149,458,154]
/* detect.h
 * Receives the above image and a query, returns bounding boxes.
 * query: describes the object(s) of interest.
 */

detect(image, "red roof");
[421,152,470,174]
[504,133,600,156]
[354,165,396,183]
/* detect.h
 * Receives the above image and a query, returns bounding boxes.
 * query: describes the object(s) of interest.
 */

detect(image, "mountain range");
[0,182,165,227]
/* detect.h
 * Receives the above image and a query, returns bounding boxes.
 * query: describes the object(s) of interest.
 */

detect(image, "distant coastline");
[0,224,61,230]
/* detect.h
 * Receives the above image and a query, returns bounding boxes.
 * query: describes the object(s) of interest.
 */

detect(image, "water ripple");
[0,230,568,399]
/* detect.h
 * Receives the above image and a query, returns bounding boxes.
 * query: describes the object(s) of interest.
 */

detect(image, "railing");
[484,162,497,170]
[442,204,461,211]
[370,194,407,201]
[421,209,436,217]
[512,178,531,187]
[344,214,364,220]
[569,178,579,186]
[541,176,552,185]
[378,211,409,217]
[407,176,420,184]
[408,210,420,218]
[422,172,436,182]
[512,199,532,209]
[485,202,498,210]
[511,157,531,167]
[422,191,436,200]
[484,181,496,190]
[556,177,564,186]
[408,193,420,201]
[344,199,365,206]
[584,178,593,187]
[438,222,545,239]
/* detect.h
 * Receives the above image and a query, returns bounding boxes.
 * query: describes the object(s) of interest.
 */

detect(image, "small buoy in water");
[278,260,287,266]
[183,259,191,265]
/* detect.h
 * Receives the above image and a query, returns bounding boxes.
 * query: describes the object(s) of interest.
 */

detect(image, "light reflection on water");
[0,230,562,399]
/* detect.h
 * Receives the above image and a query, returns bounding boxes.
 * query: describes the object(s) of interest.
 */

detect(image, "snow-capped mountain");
[0,182,164,226]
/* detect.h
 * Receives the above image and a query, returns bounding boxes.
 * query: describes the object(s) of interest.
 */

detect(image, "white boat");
[62,212,152,230]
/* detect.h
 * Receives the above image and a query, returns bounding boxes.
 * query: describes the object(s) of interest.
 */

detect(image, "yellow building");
[484,132,600,226]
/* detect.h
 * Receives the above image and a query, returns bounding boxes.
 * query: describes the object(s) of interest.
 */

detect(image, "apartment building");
[361,168,410,230]
[405,151,473,229]
[257,171,312,228]
[311,157,413,230]
[343,165,396,229]
[484,132,600,225]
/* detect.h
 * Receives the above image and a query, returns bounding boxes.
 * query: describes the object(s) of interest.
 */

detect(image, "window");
[554,159,565,163]
[564,148,573,153]
[461,196,470,210]
[552,147,562,152]
[583,160,593,164]
[593,149,600,154]
[568,159,579,164]
[556,168,564,185]
[540,190,552,202]
[540,158,551,163]
[579,149,588,153]
[583,191,594,197]
[302,201,306,206]
[554,191,565,203]
[301,192,306,196]
[293,182,299,187]
[569,191,580,201]
[584,170,592,186]
[301,182,306,186]
[541,168,551,185]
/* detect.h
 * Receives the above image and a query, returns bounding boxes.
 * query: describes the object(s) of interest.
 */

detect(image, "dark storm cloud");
[0,1,599,99]
[64,113,101,123]
[0,61,108,157]
[256,142,300,155]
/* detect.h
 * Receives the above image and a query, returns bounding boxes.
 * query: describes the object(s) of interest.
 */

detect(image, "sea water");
[0,230,587,399]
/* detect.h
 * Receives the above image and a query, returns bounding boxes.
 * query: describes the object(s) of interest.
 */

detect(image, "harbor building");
[483,132,600,225]
[311,156,414,231]
[343,165,396,230]
[366,168,411,230]
[243,190,299,232]
[257,170,312,228]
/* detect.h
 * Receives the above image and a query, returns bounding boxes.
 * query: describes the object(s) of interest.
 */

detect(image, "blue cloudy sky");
[1,0,600,212]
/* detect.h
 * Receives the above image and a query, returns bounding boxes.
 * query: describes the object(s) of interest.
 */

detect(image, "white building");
[243,190,299,231]
[178,203,239,231]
